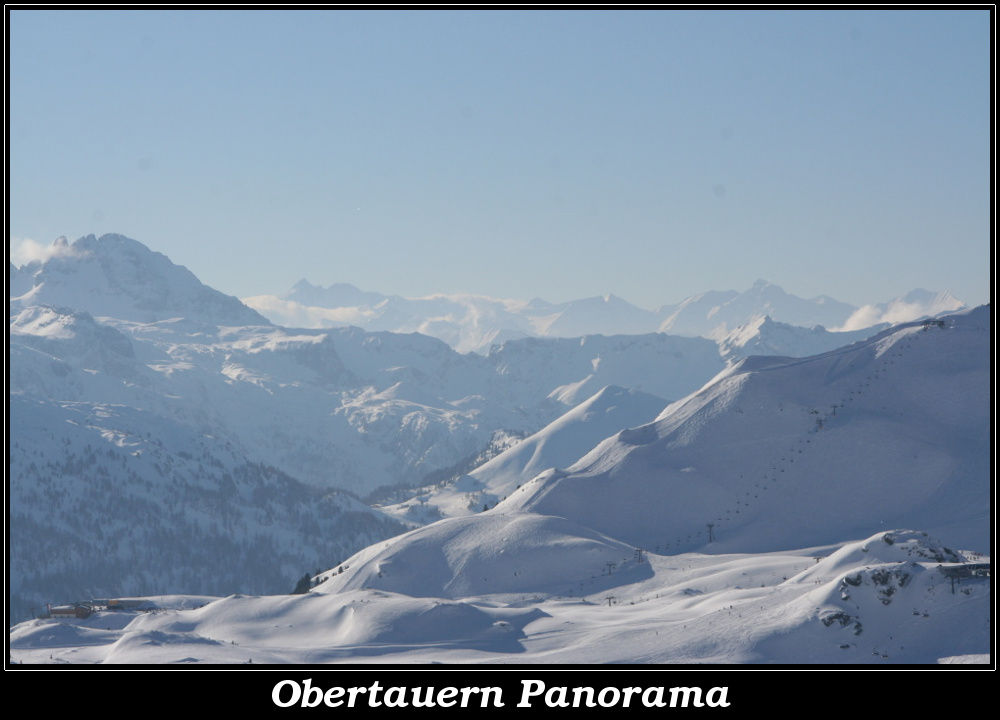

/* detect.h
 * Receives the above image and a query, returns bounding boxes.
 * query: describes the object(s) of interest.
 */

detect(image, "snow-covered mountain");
[243,277,964,354]
[9,237,731,497]
[7,234,987,664]
[485,332,722,407]
[498,306,990,555]
[528,293,661,338]
[11,234,270,326]
[8,393,410,624]
[717,315,890,364]
[143,303,982,665]
[656,279,859,338]
[378,385,670,523]
[7,234,722,624]
[12,305,979,665]
[318,306,989,596]
[9,304,722,496]
[245,282,537,354]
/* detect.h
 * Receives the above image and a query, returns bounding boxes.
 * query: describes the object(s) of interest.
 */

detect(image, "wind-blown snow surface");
[11,307,990,664]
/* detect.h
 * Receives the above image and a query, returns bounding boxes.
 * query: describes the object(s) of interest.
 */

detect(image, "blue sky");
[8,9,992,309]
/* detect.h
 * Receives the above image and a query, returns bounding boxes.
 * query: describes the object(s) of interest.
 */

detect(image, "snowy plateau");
[7,233,991,666]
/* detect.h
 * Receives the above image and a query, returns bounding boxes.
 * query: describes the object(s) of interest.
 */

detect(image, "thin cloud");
[836,298,963,332]
[9,236,84,266]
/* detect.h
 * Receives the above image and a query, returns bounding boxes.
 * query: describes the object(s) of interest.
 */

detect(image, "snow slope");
[310,307,988,627]
[379,385,669,522]
[9,529,989,664]
[503,306,990,555]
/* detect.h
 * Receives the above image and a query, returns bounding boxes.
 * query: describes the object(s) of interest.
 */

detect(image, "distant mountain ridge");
[244,277,964,354]
[657,279,860,338]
